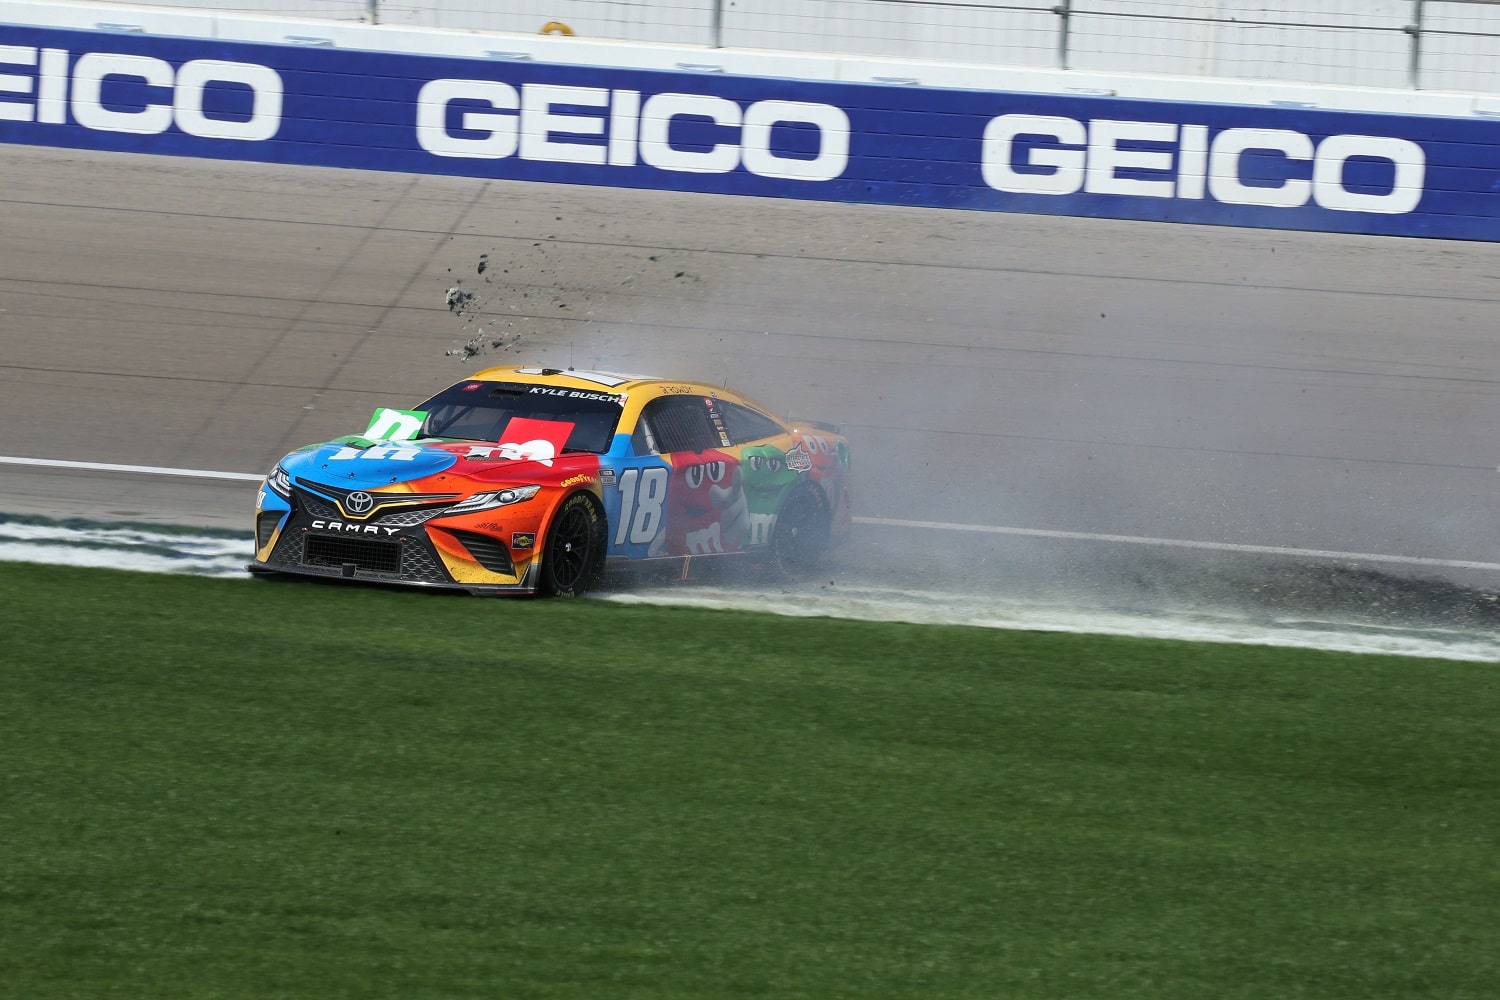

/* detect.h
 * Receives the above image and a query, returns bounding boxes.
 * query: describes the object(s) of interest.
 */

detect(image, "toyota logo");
[344,491,375,516]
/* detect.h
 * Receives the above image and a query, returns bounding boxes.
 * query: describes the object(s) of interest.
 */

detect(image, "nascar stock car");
[249,367,852,596]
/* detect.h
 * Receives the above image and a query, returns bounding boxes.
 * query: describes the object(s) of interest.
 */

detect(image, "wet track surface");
[3,144,1500,654]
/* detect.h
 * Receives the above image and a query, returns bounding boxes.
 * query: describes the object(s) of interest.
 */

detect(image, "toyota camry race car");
[250,367,852,596]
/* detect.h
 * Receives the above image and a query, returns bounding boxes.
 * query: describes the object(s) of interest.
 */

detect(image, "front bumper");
[249,486,541,595]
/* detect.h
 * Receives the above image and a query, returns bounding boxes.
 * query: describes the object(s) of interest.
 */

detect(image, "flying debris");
[440,236,697,362]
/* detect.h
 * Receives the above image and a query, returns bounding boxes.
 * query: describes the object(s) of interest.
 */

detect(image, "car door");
[606,394,749,559]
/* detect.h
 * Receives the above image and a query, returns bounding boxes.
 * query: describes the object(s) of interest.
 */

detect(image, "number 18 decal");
[614,467,669,546]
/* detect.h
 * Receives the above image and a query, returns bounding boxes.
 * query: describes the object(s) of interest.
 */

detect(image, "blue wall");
[3,23,1498,239]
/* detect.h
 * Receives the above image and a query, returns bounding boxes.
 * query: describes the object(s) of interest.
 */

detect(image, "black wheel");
[539,493,606,597]
[770,485,831,578]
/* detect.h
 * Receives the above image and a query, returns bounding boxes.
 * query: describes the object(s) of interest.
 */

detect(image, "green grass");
[1,562,1497,998]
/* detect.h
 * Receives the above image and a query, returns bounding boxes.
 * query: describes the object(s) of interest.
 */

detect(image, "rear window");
[719,400,785,444]
[416,381,623,454]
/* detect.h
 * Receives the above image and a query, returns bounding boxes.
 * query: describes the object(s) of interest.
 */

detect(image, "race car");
[249,367,852,596]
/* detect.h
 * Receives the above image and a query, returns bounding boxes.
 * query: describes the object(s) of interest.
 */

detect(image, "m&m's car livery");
[249,367,851,596]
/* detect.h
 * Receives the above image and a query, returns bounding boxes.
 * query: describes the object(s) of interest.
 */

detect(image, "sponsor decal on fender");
[511,532,535,549]
[785,444,813,473]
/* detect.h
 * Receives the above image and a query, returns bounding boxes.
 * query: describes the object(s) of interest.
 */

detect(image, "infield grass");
[2,562,1497,998]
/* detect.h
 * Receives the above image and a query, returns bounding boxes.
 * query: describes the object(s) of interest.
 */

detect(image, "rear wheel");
[770,485,831,578]
[539,493,606,597]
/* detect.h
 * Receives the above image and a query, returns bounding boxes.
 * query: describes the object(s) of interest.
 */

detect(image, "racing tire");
[539,492,607,598]
[769,485,831,579]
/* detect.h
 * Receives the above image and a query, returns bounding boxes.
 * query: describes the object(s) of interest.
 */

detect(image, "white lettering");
[38,48,67,124]
[0,44,35,122]
[981,114,1086,195]
[311,520,399,536]
[1311,134,1424,215]
[1,47,280,139]
[614,467,668,548]
[608,89,640,167]
[981,113,1425,215]
[329,445,421,461]
[172,59,282,141]
[741,100,849,181]
[639,93,740,173]
[747,511,775,546]
[362,445,420,461]
[520,83,608,164]
[685,520,724,554]
[416,79,518,158]
[1209,128,1313,208]
[71,52,174,134]
[416,80,847,182]
[365,407,425,441]
[1085,119,1176,198]
[1176,124,1209,200]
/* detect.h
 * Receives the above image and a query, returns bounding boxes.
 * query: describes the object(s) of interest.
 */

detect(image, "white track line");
[855,516,1500,573]
[0,455,264,482]
[4,455,1494,574]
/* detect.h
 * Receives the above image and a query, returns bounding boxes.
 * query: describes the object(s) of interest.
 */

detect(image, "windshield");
[416,381,624,454]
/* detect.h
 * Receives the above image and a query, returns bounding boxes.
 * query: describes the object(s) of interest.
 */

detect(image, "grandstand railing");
[48,0,1500,93]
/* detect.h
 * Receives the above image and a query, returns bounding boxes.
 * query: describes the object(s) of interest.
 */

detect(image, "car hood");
[281,439,597,490]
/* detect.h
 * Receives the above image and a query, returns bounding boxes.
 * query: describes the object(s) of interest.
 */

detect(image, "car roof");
[464,365,736,398]
[456,366,807,436]
[466,366,663,390]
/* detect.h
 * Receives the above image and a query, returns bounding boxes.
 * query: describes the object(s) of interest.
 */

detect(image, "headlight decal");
[266,465,293,499]
[443,484,543,517]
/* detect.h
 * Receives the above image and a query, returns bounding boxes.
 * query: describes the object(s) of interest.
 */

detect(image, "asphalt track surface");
[5,143,1500,627]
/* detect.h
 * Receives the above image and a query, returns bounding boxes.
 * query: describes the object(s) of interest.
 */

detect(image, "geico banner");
[1,25,1496,240]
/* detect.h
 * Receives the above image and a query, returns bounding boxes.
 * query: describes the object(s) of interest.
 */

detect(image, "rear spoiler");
[790,419,842,434]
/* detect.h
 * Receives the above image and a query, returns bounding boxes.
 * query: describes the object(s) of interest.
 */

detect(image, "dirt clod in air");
[445,286,477,315]
[440,233,697,363]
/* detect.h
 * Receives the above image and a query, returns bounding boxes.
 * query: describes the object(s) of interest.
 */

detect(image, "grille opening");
[449,530,516,575]
[256,511,283,549]
[295,489,338,519]
[304,535,401,575]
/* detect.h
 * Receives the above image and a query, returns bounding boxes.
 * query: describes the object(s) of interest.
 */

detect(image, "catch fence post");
[1405,0,1425,89]
[1053,0,1072,70]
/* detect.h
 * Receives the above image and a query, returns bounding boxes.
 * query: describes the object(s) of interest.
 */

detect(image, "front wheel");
[539,493,606,597]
